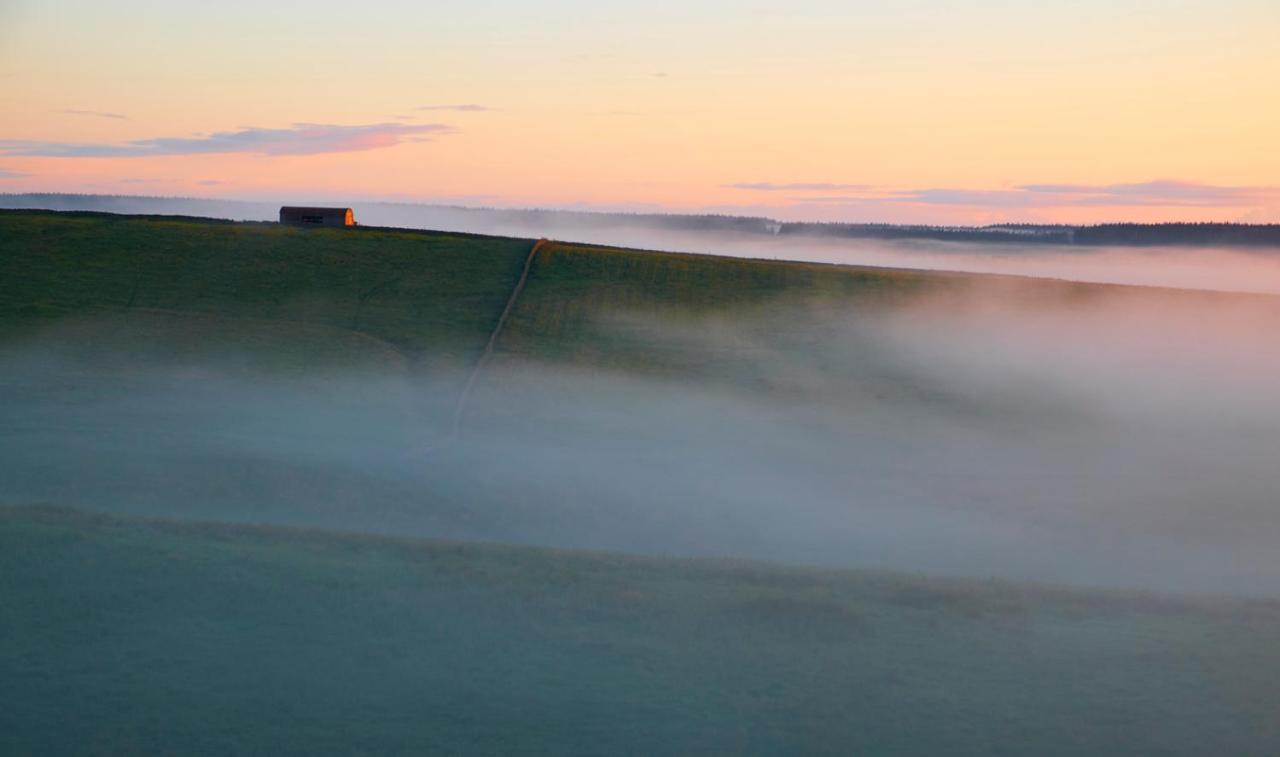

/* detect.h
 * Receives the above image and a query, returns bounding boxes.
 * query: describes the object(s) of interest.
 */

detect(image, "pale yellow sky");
[1,0,1277,222]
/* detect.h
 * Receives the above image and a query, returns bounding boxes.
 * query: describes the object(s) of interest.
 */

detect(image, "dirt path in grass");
[443,238,548,444]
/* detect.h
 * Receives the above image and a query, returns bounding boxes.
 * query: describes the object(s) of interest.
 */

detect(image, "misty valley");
[5,280,1280,595]
[3,211,1280,754]
[6,0,1280,751]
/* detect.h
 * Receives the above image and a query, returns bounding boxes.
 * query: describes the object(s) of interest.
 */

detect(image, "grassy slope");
[8,211,1245,376]
[491,240,1280,391]
[497,241,933,376]
[4,505,1279,756]
[0,212,950,394]
[1,212,953,377]
[0,210,534,365]
[5,212,1280,753]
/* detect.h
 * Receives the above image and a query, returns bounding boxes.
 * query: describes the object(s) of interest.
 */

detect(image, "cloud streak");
[58,108,129,121]
[416,104,493,112]
[737,180,1280,210]
[732,182,873,192]
[1015,181,1280,207]
[0,122,455,158]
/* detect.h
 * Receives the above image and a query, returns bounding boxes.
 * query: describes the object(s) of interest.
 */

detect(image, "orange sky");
[1,0,1277,223]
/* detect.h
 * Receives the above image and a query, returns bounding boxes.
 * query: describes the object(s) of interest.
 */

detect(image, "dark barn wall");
[279,207,355,227]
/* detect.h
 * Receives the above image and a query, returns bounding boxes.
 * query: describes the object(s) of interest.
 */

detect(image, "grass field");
[0,210,981,537]
[5,504,1280,756]
[0,210,533,365]
[4,210,1280,753]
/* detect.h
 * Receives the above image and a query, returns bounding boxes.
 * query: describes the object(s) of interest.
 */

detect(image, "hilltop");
[6,193,1280,247]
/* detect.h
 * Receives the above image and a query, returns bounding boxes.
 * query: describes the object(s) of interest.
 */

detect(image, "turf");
[497,241,930,375]
[4,504,1279,756]
[0,210,534,365]
[5,211,1280,753]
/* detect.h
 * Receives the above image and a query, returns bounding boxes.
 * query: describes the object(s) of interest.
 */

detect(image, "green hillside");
[4,210,1280,754]
[0,210,533,367]
[0,210,942,364]
[4,209,1235,380]
[0,211,916,390]
[499,241,928,377]
[0,210,1005,543]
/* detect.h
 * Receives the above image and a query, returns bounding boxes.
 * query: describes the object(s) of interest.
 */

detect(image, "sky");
[1,0,1277,224]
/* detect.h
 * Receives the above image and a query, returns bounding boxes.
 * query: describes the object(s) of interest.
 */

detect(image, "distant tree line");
[4,194,1279,247]
[1070,223,1280,247]
[778,221,1280,247]
[778,223,1076,244]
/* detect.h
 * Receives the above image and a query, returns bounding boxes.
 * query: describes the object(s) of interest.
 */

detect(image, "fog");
[359,209,1280,296]
[8,193,1280,294]
[4,279,1279,598]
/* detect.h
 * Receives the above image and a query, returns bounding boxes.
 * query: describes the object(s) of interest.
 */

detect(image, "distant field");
[4,504,1279,756]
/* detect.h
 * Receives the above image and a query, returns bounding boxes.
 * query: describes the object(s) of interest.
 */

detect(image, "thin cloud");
[889,188,1055,208]
[898,182,1280,208]
[752,180,1280,209]
[1016,180,1280,207]
[786,196,890,204]
[197,179,225,186]
[733,182,874,192]
[0,122,455,158]
[416,104,493,112]
[118,178,159,184]
[58,108,129,121]
[0,169,29,179]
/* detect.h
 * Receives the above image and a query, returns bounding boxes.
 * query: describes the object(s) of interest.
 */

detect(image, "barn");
[279,206,356,228]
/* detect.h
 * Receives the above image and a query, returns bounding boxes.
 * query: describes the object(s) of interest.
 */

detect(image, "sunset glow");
[2,0,1277,223]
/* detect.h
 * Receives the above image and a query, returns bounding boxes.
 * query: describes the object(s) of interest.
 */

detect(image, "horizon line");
[2,191,1278,230]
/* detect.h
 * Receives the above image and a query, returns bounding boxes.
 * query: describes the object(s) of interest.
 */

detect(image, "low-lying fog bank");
[4,280,1278,597]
